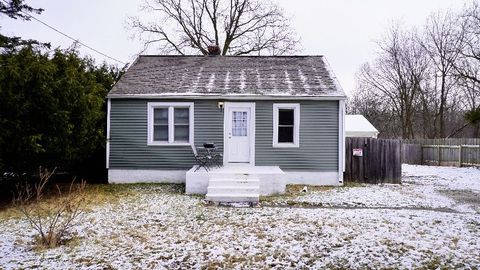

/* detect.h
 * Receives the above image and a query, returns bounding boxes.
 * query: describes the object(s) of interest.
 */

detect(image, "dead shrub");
[13,167,86,248]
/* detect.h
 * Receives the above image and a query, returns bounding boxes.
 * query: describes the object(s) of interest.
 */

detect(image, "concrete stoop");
[206,177,260,203]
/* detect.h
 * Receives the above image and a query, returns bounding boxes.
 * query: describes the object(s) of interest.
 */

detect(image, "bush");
[13,167,86,248]
[0,46,123,178]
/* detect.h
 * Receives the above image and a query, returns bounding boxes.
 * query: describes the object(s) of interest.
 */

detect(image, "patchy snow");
[270,73,278,93]
[224,71,230,90]
[403,164,480,192]
[266,164,480,213]
[255,68,262,89]
[284,70,293,92]
[298,69,310,92]
[239,70,246,91]
[311,66,325,89]
[206,73,215,92]
[191,67,204,90]
[1,166,479,269]
[287,183,456,209]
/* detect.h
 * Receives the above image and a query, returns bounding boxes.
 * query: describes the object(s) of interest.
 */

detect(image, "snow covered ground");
[265,165,480,213]
[0,165,479,269]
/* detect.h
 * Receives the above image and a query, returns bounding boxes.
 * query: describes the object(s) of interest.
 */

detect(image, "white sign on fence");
[353,148,363,157]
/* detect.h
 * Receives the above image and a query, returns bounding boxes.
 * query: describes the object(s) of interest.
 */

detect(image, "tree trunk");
[439,74,447,137]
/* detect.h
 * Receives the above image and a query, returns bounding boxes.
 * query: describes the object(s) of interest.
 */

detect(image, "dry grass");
[0,184,149,220]
[0,183,187,220]
[260,184,334,202]
[82,184,137,210]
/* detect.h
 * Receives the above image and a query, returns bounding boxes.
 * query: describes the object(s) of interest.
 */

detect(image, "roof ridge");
[138,55,325,58]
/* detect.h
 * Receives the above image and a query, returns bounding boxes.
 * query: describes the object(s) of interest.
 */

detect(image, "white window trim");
[147,102,194,146]
[273,103,300,148]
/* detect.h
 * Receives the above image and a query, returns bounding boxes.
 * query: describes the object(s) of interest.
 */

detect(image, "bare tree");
[128,0,299,56]
[454,1,480,84]
[421,11,466,137]
[348,80,399,138]
[352,4,480,139]
[355,25,430,139]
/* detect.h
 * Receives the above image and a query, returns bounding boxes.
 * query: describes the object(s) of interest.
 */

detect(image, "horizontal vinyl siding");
[110,99,339,171]
[255,100,339,171]
[109,99,223,169]
[193,101,224,151]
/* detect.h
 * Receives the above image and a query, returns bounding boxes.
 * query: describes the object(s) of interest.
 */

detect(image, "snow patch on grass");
[1,166,479,269]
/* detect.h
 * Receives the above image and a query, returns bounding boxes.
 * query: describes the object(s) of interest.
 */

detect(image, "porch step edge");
[207,186,259,194]
[206,194,259,203]
[209,178,260,183]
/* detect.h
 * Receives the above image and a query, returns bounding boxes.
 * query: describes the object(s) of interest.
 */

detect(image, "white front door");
[225,103,255,164]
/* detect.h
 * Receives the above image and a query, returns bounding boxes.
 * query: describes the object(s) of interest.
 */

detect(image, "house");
[345,115,379,138]
[106,51,346,202]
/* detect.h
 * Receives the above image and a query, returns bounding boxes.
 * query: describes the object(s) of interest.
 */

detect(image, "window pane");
[154,125,168,141]
[154,108,168,125]
[174,125,189,141]
[279,109,294,125]
[278,126,294,143]
[174,108,189,124]
[232,111,248,136]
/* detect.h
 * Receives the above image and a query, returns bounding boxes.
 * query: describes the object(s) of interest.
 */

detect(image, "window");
[273,103,299,147]
[147,102,194,145]
[232,111,248,136]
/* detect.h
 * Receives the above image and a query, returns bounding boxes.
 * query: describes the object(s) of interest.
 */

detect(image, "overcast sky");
[0,0,472,94]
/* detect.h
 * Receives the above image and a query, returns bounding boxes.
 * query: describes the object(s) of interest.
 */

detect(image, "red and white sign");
[353,148,363,157]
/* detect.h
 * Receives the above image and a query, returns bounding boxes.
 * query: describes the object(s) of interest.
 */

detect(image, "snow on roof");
[108,55,346,98]
[345,115,379,133]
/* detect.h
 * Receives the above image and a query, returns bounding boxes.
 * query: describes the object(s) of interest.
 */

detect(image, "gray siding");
[109,99,338,171]
[255,100,338,171]
[109,99,223,169]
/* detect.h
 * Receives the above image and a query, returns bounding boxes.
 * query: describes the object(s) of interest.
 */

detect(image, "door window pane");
[232,111,247,136]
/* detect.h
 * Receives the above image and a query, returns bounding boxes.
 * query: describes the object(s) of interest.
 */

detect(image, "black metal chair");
[193,147,211,172]
[192,143,223,171]
[203,143,223,168]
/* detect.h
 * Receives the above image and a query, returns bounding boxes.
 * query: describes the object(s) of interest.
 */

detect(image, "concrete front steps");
[206,177,260,203]
[186,165,286,201]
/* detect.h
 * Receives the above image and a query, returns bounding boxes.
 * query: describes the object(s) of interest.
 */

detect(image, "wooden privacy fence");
[403,138,480,146]
[402,143,480,167]
[344,137,401,184]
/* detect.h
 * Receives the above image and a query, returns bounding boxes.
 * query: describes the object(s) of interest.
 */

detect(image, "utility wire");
[2,0,127,64]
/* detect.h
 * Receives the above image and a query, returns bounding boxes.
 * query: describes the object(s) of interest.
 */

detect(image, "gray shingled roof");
[108,55,346,98]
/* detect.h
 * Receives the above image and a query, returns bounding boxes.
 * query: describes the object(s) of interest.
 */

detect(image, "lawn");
[0,165,479,269]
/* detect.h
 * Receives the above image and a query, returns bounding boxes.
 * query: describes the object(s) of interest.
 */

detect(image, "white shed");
[345,115,379,138]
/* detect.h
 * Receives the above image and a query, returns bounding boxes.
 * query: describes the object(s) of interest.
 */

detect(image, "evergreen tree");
[0,46,122,174]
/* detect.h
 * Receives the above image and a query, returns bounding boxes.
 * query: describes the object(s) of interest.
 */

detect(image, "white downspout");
[338,100,345,185]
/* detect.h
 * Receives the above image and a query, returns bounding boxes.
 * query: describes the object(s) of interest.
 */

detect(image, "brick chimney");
[207,45,220,56]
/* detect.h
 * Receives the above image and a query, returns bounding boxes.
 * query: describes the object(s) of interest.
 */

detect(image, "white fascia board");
[107,94,347,100]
